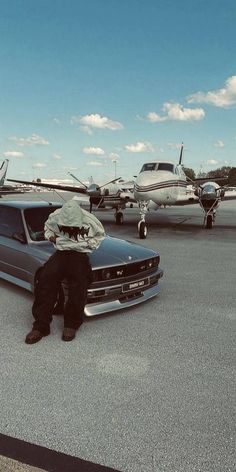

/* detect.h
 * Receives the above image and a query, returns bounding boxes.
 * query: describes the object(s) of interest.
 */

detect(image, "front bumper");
[85,267,163,316]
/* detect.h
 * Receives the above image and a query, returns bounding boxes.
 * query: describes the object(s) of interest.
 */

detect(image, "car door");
[0,206,30,283]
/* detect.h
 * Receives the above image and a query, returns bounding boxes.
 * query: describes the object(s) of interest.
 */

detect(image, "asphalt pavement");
[0,192,235,472]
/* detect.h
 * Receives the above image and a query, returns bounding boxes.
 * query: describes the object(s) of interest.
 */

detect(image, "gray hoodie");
[44,198,105,252]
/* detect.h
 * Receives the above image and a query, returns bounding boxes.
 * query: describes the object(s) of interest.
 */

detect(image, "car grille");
[91,256,160,283]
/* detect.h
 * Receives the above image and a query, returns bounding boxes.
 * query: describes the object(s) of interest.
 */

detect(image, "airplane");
[0,159,9,187]
[0,160,26,197]
[7,144,236,238]
[131,145,232,237]
[8,171,132,213]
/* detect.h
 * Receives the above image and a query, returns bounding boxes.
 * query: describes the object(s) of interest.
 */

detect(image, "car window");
[0,206,25,239]
[24,205,61,241]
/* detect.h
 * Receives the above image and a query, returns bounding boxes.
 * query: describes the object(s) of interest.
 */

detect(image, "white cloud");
[206,159,218,165]
[53,154,62,160]
[147,102,205,122]
[32,162,47,168]
[167,142,183,150]
[53,118,61,125]
[187,76,236,108]
[125,141,154,153]
[3,151,24,157]
[147,112,166,123]
[79,125,93,135]
[71,113,123,131]
[214,140,224,148]
[9,133,49,146]
[86,161,103,166]
[83,146,105,156]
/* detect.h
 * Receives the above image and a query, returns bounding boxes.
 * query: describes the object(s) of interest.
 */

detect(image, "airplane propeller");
[178,142,184,166]
[69,173,122,212]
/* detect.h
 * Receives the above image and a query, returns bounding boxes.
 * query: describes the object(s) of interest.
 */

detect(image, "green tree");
[228,167,236,186]
[183,167,196,181]
[207,166,231,178]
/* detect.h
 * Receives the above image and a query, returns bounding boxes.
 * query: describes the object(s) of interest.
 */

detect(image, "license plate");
[123,278,149,292]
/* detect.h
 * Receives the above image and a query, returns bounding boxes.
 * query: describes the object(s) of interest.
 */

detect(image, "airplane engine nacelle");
[196,182,222,211]
[87,183,101,198]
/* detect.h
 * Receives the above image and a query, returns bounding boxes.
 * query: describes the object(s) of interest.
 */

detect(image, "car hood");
[90,236,158,269]
[28,236,158,269]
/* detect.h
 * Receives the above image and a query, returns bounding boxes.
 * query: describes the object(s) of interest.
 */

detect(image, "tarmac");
[0,192,235,472]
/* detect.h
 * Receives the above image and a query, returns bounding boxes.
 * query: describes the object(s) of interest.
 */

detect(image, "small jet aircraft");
[7,145,236,238]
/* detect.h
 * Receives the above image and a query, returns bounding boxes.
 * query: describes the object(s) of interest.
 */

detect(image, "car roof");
[0,200,62,210]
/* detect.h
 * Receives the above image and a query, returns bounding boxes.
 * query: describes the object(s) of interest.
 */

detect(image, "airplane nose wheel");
[138,221,147,239]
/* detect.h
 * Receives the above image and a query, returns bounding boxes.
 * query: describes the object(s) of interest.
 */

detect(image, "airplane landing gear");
[206,213,213,229]
[200,198,218,230]
[115,211,124,225]
[138,201,149,239]
[203,208,216,229]
[138,221,147,239]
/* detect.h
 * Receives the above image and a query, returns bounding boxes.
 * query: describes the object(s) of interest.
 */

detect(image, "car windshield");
[24,205,61,241]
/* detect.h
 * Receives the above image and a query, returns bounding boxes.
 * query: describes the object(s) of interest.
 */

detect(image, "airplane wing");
[7,178,88,194]
[222,190,236,201]
[0,188,25,196]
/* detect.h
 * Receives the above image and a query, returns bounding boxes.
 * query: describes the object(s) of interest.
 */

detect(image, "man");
[25,197,105,344]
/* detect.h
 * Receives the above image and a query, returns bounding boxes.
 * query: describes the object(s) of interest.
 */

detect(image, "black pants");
[32,250,92,334]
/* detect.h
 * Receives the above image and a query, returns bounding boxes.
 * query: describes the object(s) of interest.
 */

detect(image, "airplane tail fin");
[178,143,184,165]
[0,159,9,186]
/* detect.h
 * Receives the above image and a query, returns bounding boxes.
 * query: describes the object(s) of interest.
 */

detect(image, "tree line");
[183,166,236,186]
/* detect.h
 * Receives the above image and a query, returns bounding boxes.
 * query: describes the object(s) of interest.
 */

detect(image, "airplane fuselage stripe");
[134,180,187,192]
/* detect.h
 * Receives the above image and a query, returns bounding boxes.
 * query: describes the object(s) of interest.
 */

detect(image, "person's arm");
[44,209,60,242]
[86,217,106,250]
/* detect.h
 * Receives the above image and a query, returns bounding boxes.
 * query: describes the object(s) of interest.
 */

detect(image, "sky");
[0,0,236,184]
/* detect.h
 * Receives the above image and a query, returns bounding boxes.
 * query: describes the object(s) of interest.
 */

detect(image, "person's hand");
[49,235,57,243]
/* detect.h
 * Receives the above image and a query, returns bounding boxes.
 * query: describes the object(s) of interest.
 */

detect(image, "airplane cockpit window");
[140,163,156,172]
[157,163,174,172]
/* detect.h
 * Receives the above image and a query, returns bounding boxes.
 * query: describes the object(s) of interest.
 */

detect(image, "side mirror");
[12,232,27,244]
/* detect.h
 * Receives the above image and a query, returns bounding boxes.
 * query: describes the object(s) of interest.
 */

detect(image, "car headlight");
[147,259,154,268]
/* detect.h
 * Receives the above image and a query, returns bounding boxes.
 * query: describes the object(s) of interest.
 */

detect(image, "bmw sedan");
[0,201,163,316]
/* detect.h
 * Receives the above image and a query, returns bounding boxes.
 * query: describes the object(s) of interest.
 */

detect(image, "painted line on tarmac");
[0,434,121,472]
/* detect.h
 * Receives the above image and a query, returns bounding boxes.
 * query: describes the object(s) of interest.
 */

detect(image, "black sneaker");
[62,328,76,342]
[25,329,49,344]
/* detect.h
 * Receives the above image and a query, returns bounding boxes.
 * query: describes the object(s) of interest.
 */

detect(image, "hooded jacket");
[44,198,105,252]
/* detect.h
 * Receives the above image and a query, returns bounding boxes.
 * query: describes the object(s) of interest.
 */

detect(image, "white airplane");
[7,145,236,237]
[105,143,236,237]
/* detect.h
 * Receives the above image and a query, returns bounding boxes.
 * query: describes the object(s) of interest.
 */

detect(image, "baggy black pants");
[32,250,92,334]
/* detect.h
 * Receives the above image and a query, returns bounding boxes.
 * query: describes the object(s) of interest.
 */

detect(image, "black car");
[0,201,163,316]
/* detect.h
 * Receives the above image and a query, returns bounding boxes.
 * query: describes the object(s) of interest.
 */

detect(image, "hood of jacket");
[44,199,105,252]
[57,199,85,227]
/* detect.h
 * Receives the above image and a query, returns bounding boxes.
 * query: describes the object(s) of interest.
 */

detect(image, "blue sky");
[0,0,236,183]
